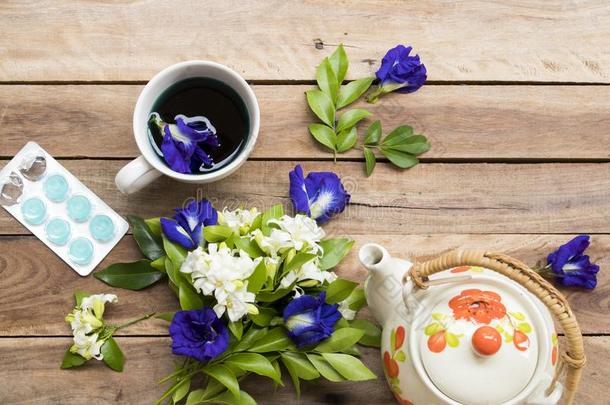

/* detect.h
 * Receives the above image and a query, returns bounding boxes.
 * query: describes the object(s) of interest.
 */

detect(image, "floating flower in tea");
[148,113,219,174]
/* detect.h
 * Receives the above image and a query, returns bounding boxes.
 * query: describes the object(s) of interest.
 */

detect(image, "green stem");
[114,312,156,331]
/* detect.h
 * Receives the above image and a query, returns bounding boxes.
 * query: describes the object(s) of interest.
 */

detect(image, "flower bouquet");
[63,165,380,404]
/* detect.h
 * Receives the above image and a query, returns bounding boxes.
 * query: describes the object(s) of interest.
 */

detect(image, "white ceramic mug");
[115,61,260,194]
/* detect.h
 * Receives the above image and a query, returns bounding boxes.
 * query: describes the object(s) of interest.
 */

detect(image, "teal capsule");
[68,237,94,265]
[45,218,71,246]
[21,197,46,225]
[89,214,115,242]
[43,174,69,202]
[67,195,91,223]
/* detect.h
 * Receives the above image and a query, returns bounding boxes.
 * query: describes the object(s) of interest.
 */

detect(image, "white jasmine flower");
[218,207,260,235]
[80,293,117,319]
[251,228,292,257]
[65,293,117,361]
[181,243,259,321]
[72,332,105,360]
[212,279,257,322]
[338,300,356,321]
[268,214,325,253]
[280,258,337,288]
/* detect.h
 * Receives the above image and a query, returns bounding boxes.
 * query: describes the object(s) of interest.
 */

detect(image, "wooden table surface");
[1,1,609,404]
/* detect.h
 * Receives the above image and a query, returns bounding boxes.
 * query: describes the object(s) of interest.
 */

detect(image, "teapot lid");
[413,271,548,405]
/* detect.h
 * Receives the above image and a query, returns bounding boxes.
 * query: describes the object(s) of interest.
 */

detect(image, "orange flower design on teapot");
[448,288,507,324]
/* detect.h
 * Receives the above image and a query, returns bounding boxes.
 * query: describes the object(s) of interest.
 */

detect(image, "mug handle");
[115,155,162,194]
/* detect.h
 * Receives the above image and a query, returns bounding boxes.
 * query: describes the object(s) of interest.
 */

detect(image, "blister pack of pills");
[0,142,129,276]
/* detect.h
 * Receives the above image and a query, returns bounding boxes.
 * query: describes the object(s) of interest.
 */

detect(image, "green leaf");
[306,89,335,128]
[247,261,267,293]
[306,354,345,382]
[74,291,90,306]
[363,147,376,176]
[325,278,359,304]
[395,350,407,362]
[282,358,301,398]
[249,306,278,327]
[179,283,204,310]
[234,236,265,259]
[261,204,284,231]
[228,321,244,340]
[445,332,460,348]
[424,323,444,336]
[314,327,365,352]
[127,215,164,260]
[321,353,376,381]
[280,352,319,380]
[256,287,293,303]
[283,252,317,275]
[186,380,225,405]
[335,127,358,153]
[510,312,526,321]
[336,109,371,133]
[94,260,164,290]
[225,353,283,385]
[380,147,419,169]
[203,225,233,242]
[308,123,337,152]
[316,58,339,103]
[350,319,382,347]
[382,125,414,147]
[101,337,124,372]
[155,311,175,322]
[172,376,191,403]
[518,322,532,333]
[150,255,166,271]
[249,327,293,352]
[234,327,268,352]
[60,349,87,369]
[328,44,348,84]
[343,287,366,311]
[203,364,240,400]
[318,238,354,270]
[337,77,374,109]
[385,135,430,155]
[209,390,256,405]
[163,236,187,269]
[364,120,382,145]
[144,217,162,237]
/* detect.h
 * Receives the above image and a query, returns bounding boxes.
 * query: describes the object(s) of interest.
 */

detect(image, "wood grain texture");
[0,234,607,336]
[2,160,610,235]
[2,85,610,160]
[0,336,607,404]
[1,1,610,82]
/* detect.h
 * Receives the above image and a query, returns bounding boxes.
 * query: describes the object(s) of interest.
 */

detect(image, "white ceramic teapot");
[359,244,586,405]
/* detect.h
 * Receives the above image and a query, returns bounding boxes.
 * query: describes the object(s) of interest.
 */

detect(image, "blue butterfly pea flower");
[160,198,218,250]
[367,44,427,103]
[169,307,229,363]
[283,292,341,348]
[547,235,600,289]
[289,164,350,224]
[150,113,219,174]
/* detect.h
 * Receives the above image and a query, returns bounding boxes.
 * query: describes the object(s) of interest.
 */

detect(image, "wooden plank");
[0,234,607,336]
[0,336,607,403]
[1,1,610,82]
[2,85,610,160]
[1,160,610,235]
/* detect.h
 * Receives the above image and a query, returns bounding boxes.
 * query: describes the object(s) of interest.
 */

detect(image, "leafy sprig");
[362,120,431,176]
[306,44,431,176]
[306,45,373,160]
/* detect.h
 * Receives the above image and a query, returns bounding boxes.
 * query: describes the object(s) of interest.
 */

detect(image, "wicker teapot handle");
[406,249,586,405]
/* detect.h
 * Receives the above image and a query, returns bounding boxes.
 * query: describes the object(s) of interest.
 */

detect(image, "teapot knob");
[471,326,502,356]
